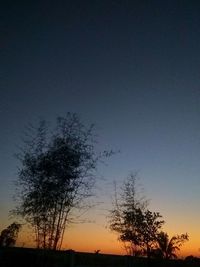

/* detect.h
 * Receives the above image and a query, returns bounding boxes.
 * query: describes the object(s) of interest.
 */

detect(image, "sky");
[1,0,200,257]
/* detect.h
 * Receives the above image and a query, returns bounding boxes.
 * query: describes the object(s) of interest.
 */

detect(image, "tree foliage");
[0,222,21,247]
[155,231,189,259]
[109,174,164,257]
[14,113,109,250]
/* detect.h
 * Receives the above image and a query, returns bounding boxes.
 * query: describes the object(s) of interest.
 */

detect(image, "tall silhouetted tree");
[155,231,189,259]
[109,174,164,258]
[14,113,111,250]
[0,222,21,247]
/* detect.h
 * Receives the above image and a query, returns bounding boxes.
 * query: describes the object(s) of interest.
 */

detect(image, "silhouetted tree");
[14,113,111,250]
[109,174,145,256]
[155,231,188,259]
[137,209,164,258]
[109,174,164,258]
[0,222,21,247]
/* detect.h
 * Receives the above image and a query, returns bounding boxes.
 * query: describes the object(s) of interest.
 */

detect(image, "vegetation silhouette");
[1,248,199,267]
[0,222,21,247]
[154,231,188,259]
[3,113,190,262]
[13,113,112,250]
[109,173,188,262]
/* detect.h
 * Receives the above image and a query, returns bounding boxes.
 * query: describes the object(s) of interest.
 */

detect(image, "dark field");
[0,247,199,267]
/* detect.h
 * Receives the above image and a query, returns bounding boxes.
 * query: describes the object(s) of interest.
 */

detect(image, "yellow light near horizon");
[62,223,123,255]
[15,221,200,258]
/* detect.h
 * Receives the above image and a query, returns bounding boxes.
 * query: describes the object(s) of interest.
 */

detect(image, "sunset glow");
[1,0,200,262]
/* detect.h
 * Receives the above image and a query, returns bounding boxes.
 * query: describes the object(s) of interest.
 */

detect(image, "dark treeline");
[0,247,200,267]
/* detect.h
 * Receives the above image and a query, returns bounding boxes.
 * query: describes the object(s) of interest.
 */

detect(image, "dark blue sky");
[1,0,200,254]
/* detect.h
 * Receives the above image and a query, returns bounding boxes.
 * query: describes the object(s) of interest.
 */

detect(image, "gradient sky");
[1,0,200,257]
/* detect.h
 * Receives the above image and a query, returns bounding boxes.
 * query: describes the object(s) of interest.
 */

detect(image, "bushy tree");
[14,113,110,250]
[109,174,164,257]
[0,222,21,247]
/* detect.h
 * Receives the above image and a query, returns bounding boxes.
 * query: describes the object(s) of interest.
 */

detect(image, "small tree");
[109,173,164,257]
[0,222,21,247]
[155,231,189,259]
[14,113,110,250]
[109,174,146,256]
